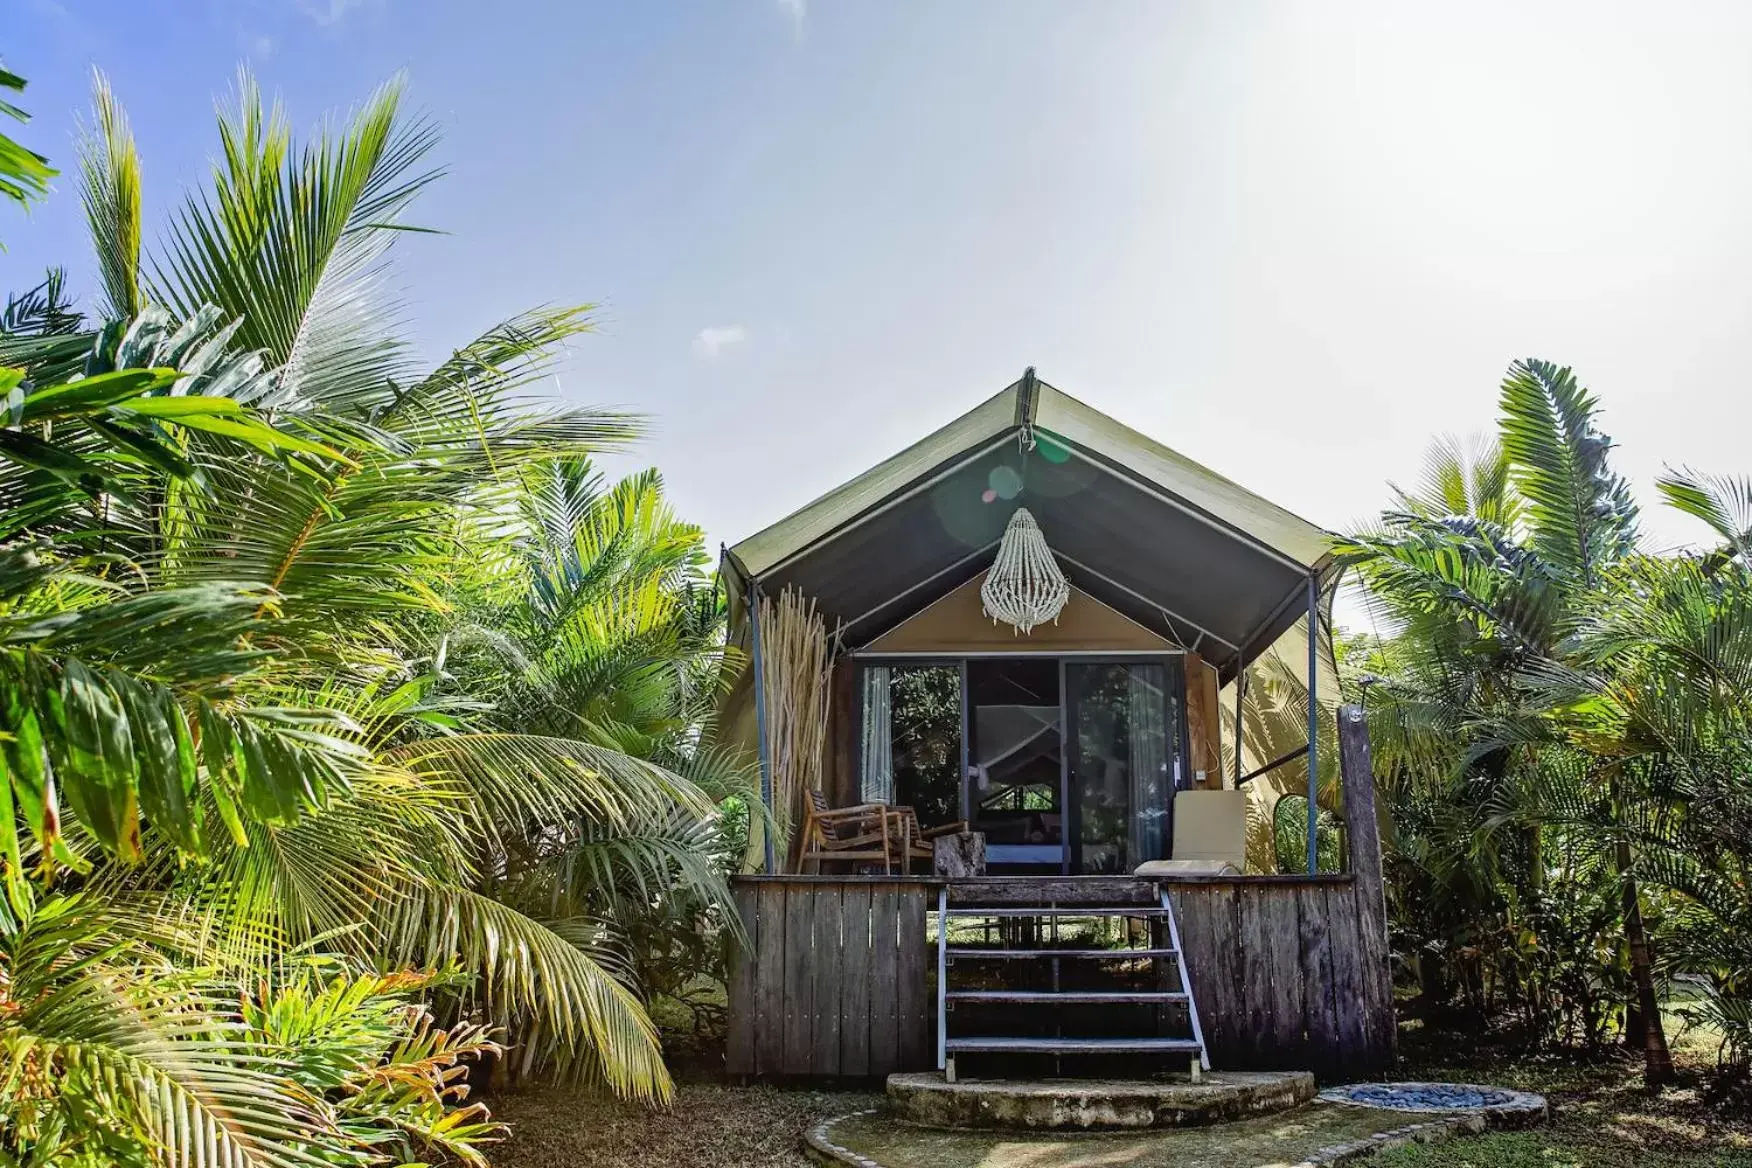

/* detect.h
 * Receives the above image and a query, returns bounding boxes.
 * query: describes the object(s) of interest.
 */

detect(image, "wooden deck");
[725,872,1389,1081]
[725,706,1395,1082]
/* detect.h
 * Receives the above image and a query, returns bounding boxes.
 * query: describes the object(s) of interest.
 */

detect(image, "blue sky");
[10,1,1752,634]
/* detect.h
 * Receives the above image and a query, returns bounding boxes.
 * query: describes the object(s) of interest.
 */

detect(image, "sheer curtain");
[860,665,894,804]
[1126,663,1169,864]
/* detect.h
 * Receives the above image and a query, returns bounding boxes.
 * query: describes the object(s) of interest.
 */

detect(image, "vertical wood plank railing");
[726,876,932,1079]
[727,875,1393,1080]
[1160,876,1390,1078]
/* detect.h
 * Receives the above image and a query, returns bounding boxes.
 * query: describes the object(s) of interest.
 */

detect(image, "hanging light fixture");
[981,506,1070,634]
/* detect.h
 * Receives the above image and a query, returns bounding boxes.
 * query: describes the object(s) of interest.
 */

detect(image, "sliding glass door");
[858,655,1182,874]
[965,658,1063,869]
[1064,661,1177,873]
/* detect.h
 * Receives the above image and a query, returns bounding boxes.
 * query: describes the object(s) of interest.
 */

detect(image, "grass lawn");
[490,1082,879,1168]
[1371,1023,1752,1168]
[489,1009,1752,1167]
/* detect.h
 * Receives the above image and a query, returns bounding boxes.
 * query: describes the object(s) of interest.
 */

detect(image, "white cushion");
[1134,858,1240,877]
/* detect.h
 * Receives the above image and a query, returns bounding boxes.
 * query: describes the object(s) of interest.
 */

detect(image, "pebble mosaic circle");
[1318,1081,1546,1117]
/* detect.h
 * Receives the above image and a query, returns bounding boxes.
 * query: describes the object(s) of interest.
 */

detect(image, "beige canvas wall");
[860,571,1177,653]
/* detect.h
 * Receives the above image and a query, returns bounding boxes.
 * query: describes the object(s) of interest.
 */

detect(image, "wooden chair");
[887,806,971,874]
[797,789,895,874]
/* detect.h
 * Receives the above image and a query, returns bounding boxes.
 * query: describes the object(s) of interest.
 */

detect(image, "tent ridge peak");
[726,370,1334,679]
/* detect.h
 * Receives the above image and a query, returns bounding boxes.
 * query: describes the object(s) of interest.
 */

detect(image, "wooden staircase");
[935,884,1209,1082]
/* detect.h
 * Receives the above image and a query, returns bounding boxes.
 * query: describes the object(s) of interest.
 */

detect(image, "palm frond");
[0,63,56,219]
[0,269,83,337]
[384,732,713,841]
[0,549,367,864]
[78,70,143,321]
[0,892,351,1168]
[150,70,440,416]
[1658,466,1752,566]
[380,886,672,1099]
[147,311,633,638]
[1497,358,1637,589]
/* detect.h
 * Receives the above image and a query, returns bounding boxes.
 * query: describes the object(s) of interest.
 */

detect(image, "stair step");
[944,1036,1204,1055]
[947,990,1189,1005]
[943,906,1168,918]
[946,947,1179,960]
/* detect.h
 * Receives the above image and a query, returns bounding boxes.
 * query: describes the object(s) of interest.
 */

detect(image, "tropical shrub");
[1340,360,1752,1085]
[0,886,501,1166]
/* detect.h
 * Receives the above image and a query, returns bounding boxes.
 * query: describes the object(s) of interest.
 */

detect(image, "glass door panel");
[859,664,962,829]
[965,658,1063,869]
[1066,661,1175,874]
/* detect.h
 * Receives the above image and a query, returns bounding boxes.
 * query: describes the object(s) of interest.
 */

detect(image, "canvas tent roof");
[724,371,1334,680]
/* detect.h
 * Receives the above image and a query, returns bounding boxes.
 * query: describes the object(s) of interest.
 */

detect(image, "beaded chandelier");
[981,507,1070,634]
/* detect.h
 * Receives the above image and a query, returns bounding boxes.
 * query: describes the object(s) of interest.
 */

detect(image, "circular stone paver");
[806,1101,1499,1168]
[886,1070,1317,1131]
[1317,1082,1547,1126]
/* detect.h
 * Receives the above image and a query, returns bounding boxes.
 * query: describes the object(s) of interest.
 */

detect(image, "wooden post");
[748,580,775,873]
[1336,702,1396,1069]
[932,831,987,877]
[1184,654,1223,788]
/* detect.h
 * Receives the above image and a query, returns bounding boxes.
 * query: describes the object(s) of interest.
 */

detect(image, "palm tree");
[460,459,736,753]
[430,457,756,1032]
[1,67,735,1120]
[1562,474,1752,1064]
[1337,359,1674,1083]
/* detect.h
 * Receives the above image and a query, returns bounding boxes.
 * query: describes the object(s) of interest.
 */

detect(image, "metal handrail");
[936,886,948,1073]
[1161,887,1210,1075]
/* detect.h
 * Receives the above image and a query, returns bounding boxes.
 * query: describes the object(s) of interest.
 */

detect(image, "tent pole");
[749,578,776,874]
[1305,573,1319,874]
[1232,669,1245,788]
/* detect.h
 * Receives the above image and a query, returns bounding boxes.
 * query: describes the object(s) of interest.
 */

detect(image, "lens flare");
[988,465,1024,500]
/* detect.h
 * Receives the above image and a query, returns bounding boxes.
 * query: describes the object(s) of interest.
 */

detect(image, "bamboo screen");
[759,587,838,869]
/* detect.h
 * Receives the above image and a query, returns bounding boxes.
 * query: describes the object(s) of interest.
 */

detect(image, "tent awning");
[724,371,1334,681]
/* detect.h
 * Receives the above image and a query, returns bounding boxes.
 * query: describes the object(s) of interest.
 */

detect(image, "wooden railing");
[1165,874,1381,1077]
[725,877,932,1078]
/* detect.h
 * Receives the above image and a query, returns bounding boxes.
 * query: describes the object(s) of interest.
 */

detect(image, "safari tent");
[716,369,1391,1083]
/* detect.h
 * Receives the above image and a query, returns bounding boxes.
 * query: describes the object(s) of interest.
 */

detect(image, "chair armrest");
[814,804,888,823]
[809,831,888,849]
[918,821,971,839]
